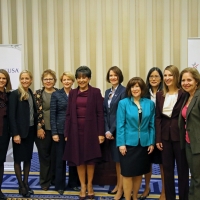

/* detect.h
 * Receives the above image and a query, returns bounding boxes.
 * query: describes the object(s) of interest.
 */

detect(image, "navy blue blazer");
[9,89,37,138]
[50,88,68,135]
[103,84,126,136]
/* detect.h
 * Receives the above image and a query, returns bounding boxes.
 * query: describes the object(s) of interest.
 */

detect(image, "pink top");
[181,105,190,143]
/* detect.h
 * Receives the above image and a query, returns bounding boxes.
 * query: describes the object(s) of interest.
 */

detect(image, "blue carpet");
[2,153,180,199]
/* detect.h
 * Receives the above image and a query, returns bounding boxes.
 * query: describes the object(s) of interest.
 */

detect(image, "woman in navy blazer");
[50,72,79,194]
[63,66,105,200]
[103,66,126,199]
[156,65,189,200]
[178,67,200,200]
[9,70,37,198]
[117,77,155,200]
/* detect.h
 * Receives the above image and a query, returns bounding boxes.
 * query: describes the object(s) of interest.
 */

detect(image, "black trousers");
[35,130,56,188]
[186,143,200,200]
[162,139,189,200]
[55,135,79,189]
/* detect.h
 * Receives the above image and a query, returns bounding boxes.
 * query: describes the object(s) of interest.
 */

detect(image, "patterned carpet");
[2,153,180,199]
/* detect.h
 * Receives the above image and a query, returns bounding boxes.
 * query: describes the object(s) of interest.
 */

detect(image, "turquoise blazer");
[116,97,155,147]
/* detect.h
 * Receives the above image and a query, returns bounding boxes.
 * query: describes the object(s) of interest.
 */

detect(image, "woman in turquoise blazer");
[116,77,155,200]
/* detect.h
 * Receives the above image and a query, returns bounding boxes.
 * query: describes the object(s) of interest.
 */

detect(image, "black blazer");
[103,84,126,135]
[178,89,200,154]
[50,88,68,135]
[9,89,37,138]
[156,89,186,143]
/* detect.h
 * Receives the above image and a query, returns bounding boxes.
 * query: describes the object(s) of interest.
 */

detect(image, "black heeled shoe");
[138,189,150,199]
[0,192,7,200]
[57,190,64,195]
[19,187,30,198]
[24,183,34,195]
[108,190,118,195]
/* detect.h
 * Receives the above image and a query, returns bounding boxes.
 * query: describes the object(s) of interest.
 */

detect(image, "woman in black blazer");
[9,70,37,198]
[156,65,189,200]
[179,67,200,200]
[0,69,12,200]
[50,72,79,195]
[103,66,126,199]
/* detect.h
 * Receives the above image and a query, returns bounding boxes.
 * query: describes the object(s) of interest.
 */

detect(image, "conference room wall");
[0,0,199,93]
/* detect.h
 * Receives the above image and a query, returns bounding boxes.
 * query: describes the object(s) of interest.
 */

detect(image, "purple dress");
[67,90,100,166]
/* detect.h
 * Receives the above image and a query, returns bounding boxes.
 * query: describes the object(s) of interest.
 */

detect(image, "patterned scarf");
[0,91,7,136]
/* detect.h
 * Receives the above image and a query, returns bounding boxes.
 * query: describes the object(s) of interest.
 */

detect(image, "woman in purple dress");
[63,66,105,200]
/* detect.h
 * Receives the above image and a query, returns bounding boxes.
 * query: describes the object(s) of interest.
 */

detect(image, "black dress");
[0,91,10,164]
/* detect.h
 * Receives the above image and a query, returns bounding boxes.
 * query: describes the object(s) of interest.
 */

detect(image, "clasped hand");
[13,135,21,144]
[37,128,45,139]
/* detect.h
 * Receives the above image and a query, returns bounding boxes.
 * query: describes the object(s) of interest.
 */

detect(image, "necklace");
[186,95,193,107]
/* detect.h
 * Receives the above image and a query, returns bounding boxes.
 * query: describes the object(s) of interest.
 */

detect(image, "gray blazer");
[178,89,200,154]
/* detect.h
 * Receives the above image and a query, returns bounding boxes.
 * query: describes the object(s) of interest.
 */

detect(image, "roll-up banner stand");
[0,44,22,171]
[188,38,200,72]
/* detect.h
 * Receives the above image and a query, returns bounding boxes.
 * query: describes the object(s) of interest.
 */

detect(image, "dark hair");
[126,77,147,97]
[146,67,163,91]
[106,66,124,84]
[0,69,12,92]
[75,66,91,79]
[179,67,200,89]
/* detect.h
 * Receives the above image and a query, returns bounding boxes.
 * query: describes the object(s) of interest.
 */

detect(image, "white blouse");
[149,89,156,104]
[162,93,178,117]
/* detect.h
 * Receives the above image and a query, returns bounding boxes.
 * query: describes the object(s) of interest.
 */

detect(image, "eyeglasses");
[43,78,54,82]
[149,75,160,80]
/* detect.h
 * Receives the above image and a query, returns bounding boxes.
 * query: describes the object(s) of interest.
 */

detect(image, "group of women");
[0,65,199,200]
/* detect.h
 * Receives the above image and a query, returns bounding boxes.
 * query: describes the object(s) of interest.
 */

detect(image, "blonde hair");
[163,65,180,96]
[60,71,75,82]
[41,69,57,84]
[18,70,33,101]
[0,69,12,92]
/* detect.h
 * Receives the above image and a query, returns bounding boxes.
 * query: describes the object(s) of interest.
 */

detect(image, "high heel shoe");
[79,196,86,200]
[24,183,34,194]
[108,190,118,195]
[138,189,150,199]
[87,185,95,199]
[19,187,30,198]
[87,194,95,199]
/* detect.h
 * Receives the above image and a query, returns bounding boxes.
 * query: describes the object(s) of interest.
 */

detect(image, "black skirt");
[119,144,151,177]
[149,146,162,164]
[109,138,120,162]
[0,117,10,164]
[12,126,35,162]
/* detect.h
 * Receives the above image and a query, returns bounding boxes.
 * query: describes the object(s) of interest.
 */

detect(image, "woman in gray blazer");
[179,67,200,200]
[103,66,126,200]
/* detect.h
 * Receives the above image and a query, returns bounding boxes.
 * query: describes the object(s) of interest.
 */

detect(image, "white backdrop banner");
[0,44,22,170]
[188,38,200,72]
